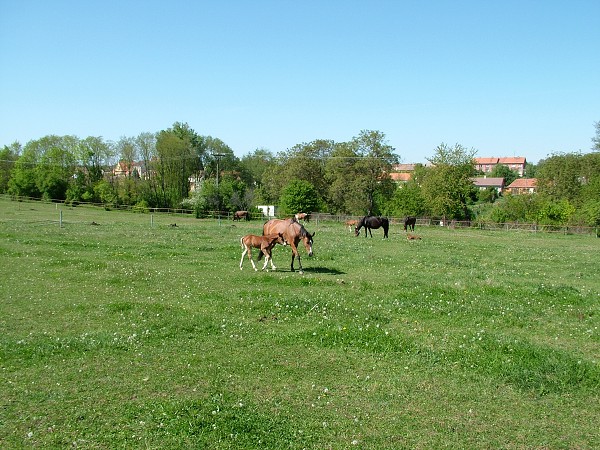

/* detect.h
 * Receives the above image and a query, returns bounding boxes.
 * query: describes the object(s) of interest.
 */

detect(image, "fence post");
[59,210,63,228]
[151,214,154,228]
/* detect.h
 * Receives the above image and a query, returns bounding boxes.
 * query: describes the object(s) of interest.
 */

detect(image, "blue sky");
[1,1,598,164]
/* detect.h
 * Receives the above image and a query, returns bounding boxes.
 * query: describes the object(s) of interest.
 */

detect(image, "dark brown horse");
[261,218,314,273]
[403,216,416,231]
[355,216,389,238]
[233,210,250,221]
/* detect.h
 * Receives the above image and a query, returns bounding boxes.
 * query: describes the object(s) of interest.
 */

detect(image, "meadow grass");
[1,198,599,449]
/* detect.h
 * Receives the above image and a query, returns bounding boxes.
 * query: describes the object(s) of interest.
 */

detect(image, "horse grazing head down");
[355,216,389,238]
[262,218,315,273]
[298,224,315,257]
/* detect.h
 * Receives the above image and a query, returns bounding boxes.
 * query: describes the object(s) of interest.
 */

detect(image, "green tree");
[488,194,541,224]
[421,143,477,220]
[173,122,209,172]
[8,146,40,198]
[489,164,519,188]
[536,198,575,225]
[349,130,398,214]
[279,179,321,215]
[94,179,118,207]
[536,153,582,202]
[577,152,600,226]
[68,136,114,203]
[240,148,275,187]
[0,142,20,193]
[134,132,160,207]
[385,179,426,217]
[36,137,78,201]
[155,127,197,208]
[324,141,361,214]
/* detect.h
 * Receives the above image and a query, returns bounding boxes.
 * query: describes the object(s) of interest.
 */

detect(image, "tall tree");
[421,143,477,220]
[276,139,333,203]
[350,130,398,214]
[536,153,582,202]
[35,135,78,200]
[115,136,137,179]
[84,136,113,182]
[240,148,275,187]
[0,142,21,194]
[279,179,321,215]
[155,129,196,208]
[8,145,40,198]
[134,132,159,206]
[172,122,208,172]
[324,141,361,214]
[385,179,426,217]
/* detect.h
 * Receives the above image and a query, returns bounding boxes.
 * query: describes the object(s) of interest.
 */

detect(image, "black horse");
[355,216,389,238]
[403,216,416,231]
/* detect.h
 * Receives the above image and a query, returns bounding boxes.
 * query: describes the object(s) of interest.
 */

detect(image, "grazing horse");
[240,233,286,271]
[294,212,309,222]
[261,218,315,274]
[355,216,389,238]
[233,210,250,221]
[403,216,416,231]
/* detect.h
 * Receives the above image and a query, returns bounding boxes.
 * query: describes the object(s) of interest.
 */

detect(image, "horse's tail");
[240,236,244,249]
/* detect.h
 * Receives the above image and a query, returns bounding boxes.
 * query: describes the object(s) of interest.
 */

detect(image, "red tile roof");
[507,178,536,188]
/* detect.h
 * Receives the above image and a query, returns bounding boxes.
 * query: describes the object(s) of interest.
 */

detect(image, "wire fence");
[2,195,598,237]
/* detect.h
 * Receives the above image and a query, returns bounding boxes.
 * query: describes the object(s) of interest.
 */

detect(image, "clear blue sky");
[1,1,598,164]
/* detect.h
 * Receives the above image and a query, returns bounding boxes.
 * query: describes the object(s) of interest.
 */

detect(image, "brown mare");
[240,233,286,271]
[261,218,314,274]
[233,210,250,221]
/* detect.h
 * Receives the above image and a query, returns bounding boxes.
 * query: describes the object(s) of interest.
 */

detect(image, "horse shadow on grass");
[301,266,345,275]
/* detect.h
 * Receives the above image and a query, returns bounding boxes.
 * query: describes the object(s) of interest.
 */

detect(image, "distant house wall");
[471,177,505,193]
[506,178,537,194]
[257,205,277,218]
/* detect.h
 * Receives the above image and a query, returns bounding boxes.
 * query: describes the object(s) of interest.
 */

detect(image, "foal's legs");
[240,246,258,271]
[260,249,277,271]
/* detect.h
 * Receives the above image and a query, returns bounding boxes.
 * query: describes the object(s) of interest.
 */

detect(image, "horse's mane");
[299,225,309,238]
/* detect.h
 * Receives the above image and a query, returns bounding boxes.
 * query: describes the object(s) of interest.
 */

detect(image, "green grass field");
[1,198,599,449]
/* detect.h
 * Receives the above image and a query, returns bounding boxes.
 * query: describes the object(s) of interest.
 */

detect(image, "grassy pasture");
[1,198,599,449]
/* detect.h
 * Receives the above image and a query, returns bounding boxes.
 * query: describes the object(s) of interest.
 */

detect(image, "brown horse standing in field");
[261,218,314,274]
[355,216,389,238]
[240,233,286,271]
[233,210,250,221]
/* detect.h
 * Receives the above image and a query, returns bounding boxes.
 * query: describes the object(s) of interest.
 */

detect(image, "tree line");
[1,122,599,227]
